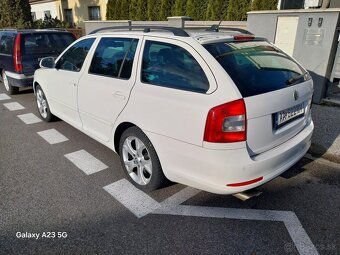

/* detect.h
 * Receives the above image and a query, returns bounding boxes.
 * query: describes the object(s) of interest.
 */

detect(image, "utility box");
[247,9,340,103]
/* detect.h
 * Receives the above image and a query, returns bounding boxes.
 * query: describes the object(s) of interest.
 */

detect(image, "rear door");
[120,37,218,146]
[21,32,75,76]
[204,40,313,155]
[77,35,142,142]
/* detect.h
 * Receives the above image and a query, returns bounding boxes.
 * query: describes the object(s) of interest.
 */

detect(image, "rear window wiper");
[286,72,309,85]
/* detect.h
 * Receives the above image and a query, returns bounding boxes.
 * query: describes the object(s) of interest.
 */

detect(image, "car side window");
[141,41,209,93]
[57,38,95,72]
[0,34,15,55]
[89,37,138,79]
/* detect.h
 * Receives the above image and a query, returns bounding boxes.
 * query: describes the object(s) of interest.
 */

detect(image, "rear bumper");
[145,120,314,195]
[5,71,33,87]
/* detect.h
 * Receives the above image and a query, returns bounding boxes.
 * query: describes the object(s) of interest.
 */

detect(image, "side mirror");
[39,57,55,69]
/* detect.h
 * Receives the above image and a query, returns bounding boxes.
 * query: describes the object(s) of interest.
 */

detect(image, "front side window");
[142,41,209,93]
[57,38,95,72]
[88,6,101,20]
[0,34,14,55]
[89,37,138,79]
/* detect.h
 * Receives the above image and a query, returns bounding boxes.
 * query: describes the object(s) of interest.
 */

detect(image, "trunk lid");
[245,80,313,155]
[204,39,313,154]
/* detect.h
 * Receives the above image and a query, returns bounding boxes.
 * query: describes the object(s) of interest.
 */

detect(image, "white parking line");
[3,102,25,111]
[17,113,42,124]
[160,186,200,209]
[105,179,319,255]
[104,179,160,218]
[0,93,11,101]
[64,149,108,175]
[37,129,69,144]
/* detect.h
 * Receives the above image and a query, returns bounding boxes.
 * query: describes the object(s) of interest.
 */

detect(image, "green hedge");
[106,0,278,21]
[0,0,32,28]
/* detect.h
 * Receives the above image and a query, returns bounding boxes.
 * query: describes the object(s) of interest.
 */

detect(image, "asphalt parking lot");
[0,85,339,255]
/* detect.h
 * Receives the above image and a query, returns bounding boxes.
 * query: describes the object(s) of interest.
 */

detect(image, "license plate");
[274,103,305,129]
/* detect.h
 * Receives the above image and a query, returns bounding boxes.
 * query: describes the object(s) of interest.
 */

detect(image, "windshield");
[22,33,75,56]
[204,40,307,97]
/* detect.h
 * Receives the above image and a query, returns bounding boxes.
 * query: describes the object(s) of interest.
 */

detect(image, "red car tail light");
[13,34,23,73]
[233,35,255,41]
[204,99,246,143]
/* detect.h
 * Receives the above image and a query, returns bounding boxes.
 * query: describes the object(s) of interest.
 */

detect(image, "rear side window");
[0,34,14,54]
[89,37,138,79]
[204,41,307,97]
[22,33,75,55]
[57,38,95,72]
[142,41,209,93]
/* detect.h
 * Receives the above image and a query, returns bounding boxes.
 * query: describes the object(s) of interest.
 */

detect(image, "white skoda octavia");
[33,26,314,194]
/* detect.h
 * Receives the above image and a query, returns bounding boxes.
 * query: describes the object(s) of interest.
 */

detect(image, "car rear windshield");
[204,40,307,97]
[22,33,75,56]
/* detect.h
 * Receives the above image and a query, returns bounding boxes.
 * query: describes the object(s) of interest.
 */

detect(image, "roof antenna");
[206,20,223,32]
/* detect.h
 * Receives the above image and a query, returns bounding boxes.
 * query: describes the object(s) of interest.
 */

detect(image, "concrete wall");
[31,1,60,20]
[85,20,131,34]
[247,9,340,103]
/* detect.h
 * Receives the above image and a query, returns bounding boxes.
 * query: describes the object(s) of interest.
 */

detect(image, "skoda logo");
[294,90,299,101]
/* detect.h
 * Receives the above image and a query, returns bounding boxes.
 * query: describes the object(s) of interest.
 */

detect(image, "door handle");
[114,91,126,100]
[69,81,77,87]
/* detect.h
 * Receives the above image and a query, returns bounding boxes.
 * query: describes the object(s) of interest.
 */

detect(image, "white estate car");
[33,26,314,195]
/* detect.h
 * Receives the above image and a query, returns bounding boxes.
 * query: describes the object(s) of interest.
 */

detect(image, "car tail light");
[204,99,246,143]
[233,35,255,41]
[13,34,23,73]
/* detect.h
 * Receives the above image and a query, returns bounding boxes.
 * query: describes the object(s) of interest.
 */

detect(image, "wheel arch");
[114,121,137,154]
[33,81,39,94]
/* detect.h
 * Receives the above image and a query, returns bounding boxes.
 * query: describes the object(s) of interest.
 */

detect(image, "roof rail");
[205,25,253,35]
[89,25,190,37]
[0,28,18,31]
[0,28,69,33]
[47,28,68,32]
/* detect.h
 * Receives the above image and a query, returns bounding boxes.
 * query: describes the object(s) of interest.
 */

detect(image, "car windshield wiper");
[286,72,308,85]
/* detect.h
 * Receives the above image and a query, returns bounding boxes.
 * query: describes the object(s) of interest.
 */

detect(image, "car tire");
[119,126,168,192]
[35,84,54,122]
[2,70,19,95]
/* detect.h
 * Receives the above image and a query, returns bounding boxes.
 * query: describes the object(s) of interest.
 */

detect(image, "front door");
[47,38,96,128]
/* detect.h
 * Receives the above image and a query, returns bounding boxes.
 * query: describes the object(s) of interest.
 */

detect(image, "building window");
[88,6,101,20]
[64,9,73,25]
[31,12,36,21]
[44,10,51,18]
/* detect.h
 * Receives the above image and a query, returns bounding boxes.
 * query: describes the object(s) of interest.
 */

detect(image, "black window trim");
[87,37,138,81]
[140,39,211,94]
[56,37,96,73]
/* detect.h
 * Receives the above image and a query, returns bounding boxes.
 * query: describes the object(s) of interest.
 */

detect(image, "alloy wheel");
[122,136,153,185]
[36,89,48,119]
